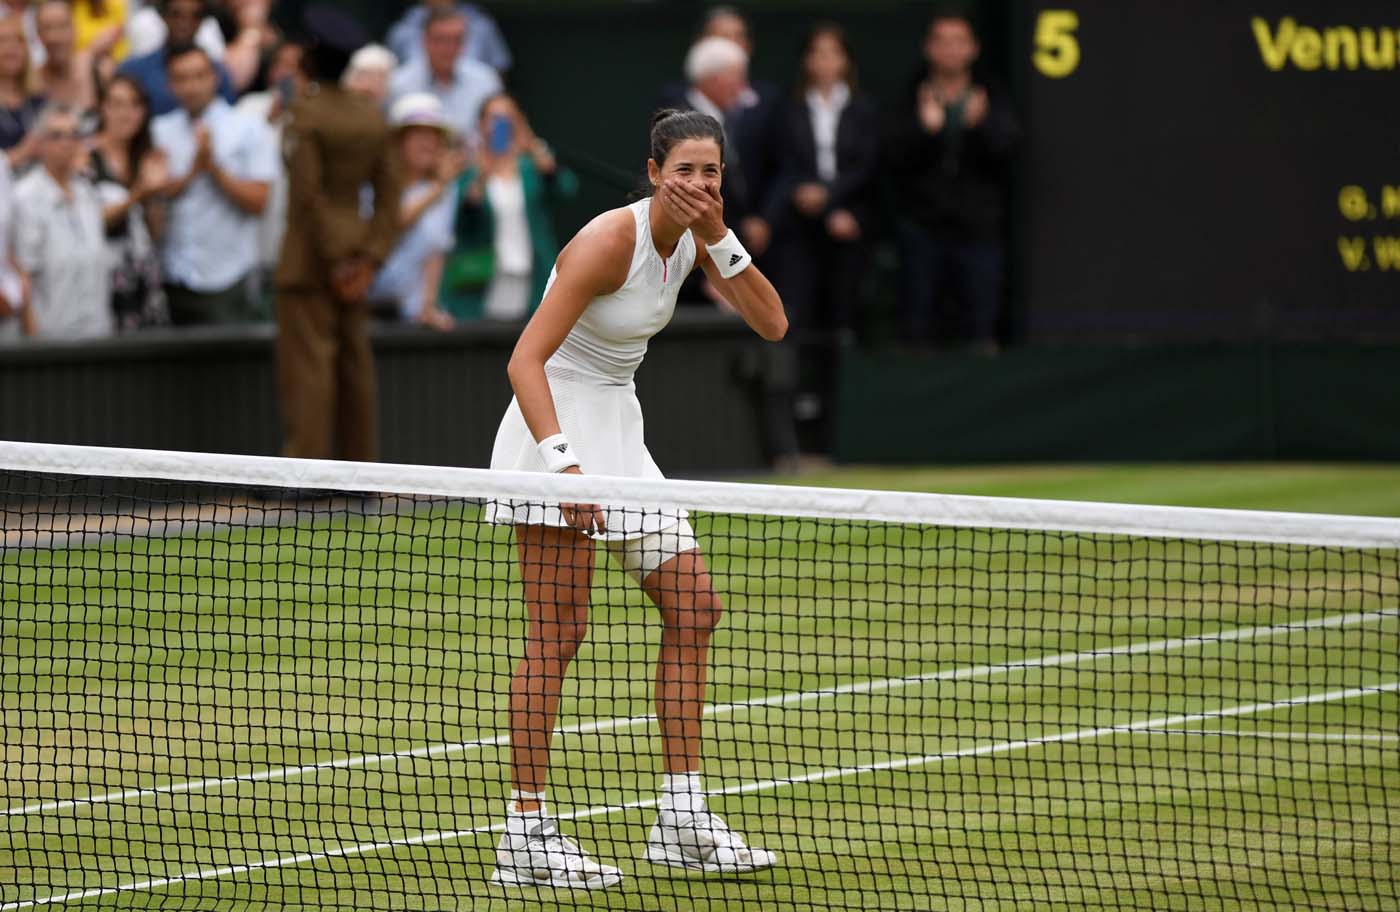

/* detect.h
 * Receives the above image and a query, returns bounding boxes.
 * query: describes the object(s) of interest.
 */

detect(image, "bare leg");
[509,524,596,809]
[635,549,777,874]
[640,550,723,775]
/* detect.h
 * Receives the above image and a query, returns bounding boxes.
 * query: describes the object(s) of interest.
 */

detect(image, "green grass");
[1,466,1399,911]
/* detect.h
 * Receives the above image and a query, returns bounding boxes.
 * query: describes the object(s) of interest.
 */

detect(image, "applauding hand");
[917,83,946,134]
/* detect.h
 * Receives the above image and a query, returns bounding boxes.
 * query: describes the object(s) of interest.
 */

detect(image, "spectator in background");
[152,43,274,324]
[125,0,243,70]
[367,92,462,330]
[0,153,22,340]
[0,15,42,168]
[34,0,105,112]
[276,4,401,463]
[769,23,878,323]
[440,92,576,322]
[218,0,279,94]
[386,0,510,75]
[0,0,43,67]
[236,38,305,287]
[388,6,501,146]
[657,37,765,258]
[127,0,220,58]
[11,104,113,338]
[120,0,237,116]
[763,22,879,465]
[342,43,395,108]
[887,13,1017,354]
[694,5,782,257]
[89,74,169,330]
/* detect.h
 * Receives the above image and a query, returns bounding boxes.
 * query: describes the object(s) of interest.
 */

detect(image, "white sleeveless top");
[548,198,696,384]
[485,198,697,538]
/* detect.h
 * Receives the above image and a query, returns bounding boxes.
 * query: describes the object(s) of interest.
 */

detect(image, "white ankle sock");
[660,772,704,815]
[507,790,547,821]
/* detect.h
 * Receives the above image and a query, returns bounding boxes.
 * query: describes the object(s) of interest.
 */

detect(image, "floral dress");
[90,149,167,330]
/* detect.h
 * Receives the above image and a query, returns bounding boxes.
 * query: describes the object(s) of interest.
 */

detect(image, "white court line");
[1134,730,1400,744]
[6,679,1397,911]
[8,607,1396,818]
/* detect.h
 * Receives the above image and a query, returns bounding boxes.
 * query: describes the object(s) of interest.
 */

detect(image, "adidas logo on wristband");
[729,254,744,267]
[538,434,578,473]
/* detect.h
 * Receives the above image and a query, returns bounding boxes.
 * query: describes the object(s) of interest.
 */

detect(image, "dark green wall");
[0,316,767,473]
[837,344,1400,463]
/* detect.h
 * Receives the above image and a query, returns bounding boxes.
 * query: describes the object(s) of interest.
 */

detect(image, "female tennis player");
[486,108,787,890]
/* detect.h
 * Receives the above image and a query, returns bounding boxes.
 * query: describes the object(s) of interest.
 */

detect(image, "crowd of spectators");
[0,0,561,339]
[658,8,1018,466]
[0,1,1017,465]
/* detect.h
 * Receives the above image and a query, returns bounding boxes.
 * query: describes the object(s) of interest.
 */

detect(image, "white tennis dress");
[485,198,694,540]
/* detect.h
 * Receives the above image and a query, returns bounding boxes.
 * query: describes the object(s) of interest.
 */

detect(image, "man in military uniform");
[276,5,401,462]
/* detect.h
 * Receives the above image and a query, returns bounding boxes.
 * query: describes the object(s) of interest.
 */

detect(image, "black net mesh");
[1,470,1397,911]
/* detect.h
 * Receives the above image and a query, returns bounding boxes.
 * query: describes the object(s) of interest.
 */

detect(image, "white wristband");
[536,434,580,474]
[706,229,752,280]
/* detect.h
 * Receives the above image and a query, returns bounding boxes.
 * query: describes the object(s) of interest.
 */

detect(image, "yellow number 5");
[1034,10,1080,78]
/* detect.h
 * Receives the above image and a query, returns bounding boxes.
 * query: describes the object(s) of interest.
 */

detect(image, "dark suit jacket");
[884,79,1019,242]
[276,85,401,291]
[764,89,881,235]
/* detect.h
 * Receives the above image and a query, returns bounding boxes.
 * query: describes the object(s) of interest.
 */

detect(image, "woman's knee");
[665,590,724,639]
[528,604,590,663]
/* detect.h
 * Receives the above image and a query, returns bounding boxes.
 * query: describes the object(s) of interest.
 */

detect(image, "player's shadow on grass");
[478,865,783,911]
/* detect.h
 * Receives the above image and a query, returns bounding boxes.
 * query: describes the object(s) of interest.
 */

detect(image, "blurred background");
[2,0,1398,496]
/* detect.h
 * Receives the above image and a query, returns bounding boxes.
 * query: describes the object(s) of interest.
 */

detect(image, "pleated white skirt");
[484,364,687,539]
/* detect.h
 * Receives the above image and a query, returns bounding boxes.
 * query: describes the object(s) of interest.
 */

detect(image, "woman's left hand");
[661,179,726,246]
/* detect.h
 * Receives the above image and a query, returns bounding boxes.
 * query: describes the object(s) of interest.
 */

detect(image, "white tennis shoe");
[491,816,623,890]
[643,808,779,874]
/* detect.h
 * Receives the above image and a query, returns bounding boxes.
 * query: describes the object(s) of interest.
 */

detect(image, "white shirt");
[153,98,278,291]
[388,56,502,146]
[685,87,726,128]
[0,154,21,316]
[806,82,850,184]
[369,179,457,319]
[486,174,531,275]
[235,91,289,270]
[11,167,113,339]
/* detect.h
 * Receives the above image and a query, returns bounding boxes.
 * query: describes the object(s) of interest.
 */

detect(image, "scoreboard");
[1020,2,1400,342]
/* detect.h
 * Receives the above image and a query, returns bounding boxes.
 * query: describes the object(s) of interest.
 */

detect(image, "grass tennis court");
[2,465,1399,910]
[763,463,1400,517]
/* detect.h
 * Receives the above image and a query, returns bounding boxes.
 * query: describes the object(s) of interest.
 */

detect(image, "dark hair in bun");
[648,108,726,167]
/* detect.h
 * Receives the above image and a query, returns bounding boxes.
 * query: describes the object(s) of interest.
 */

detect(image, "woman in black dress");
[87,75,169,329]
[763,22,879,461]
[0,16,43,168]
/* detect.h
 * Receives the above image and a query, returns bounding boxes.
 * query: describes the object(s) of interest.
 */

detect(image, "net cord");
[0,439,1397,548]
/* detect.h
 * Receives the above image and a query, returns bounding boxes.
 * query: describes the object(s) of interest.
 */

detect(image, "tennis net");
[1,441,1397,911]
